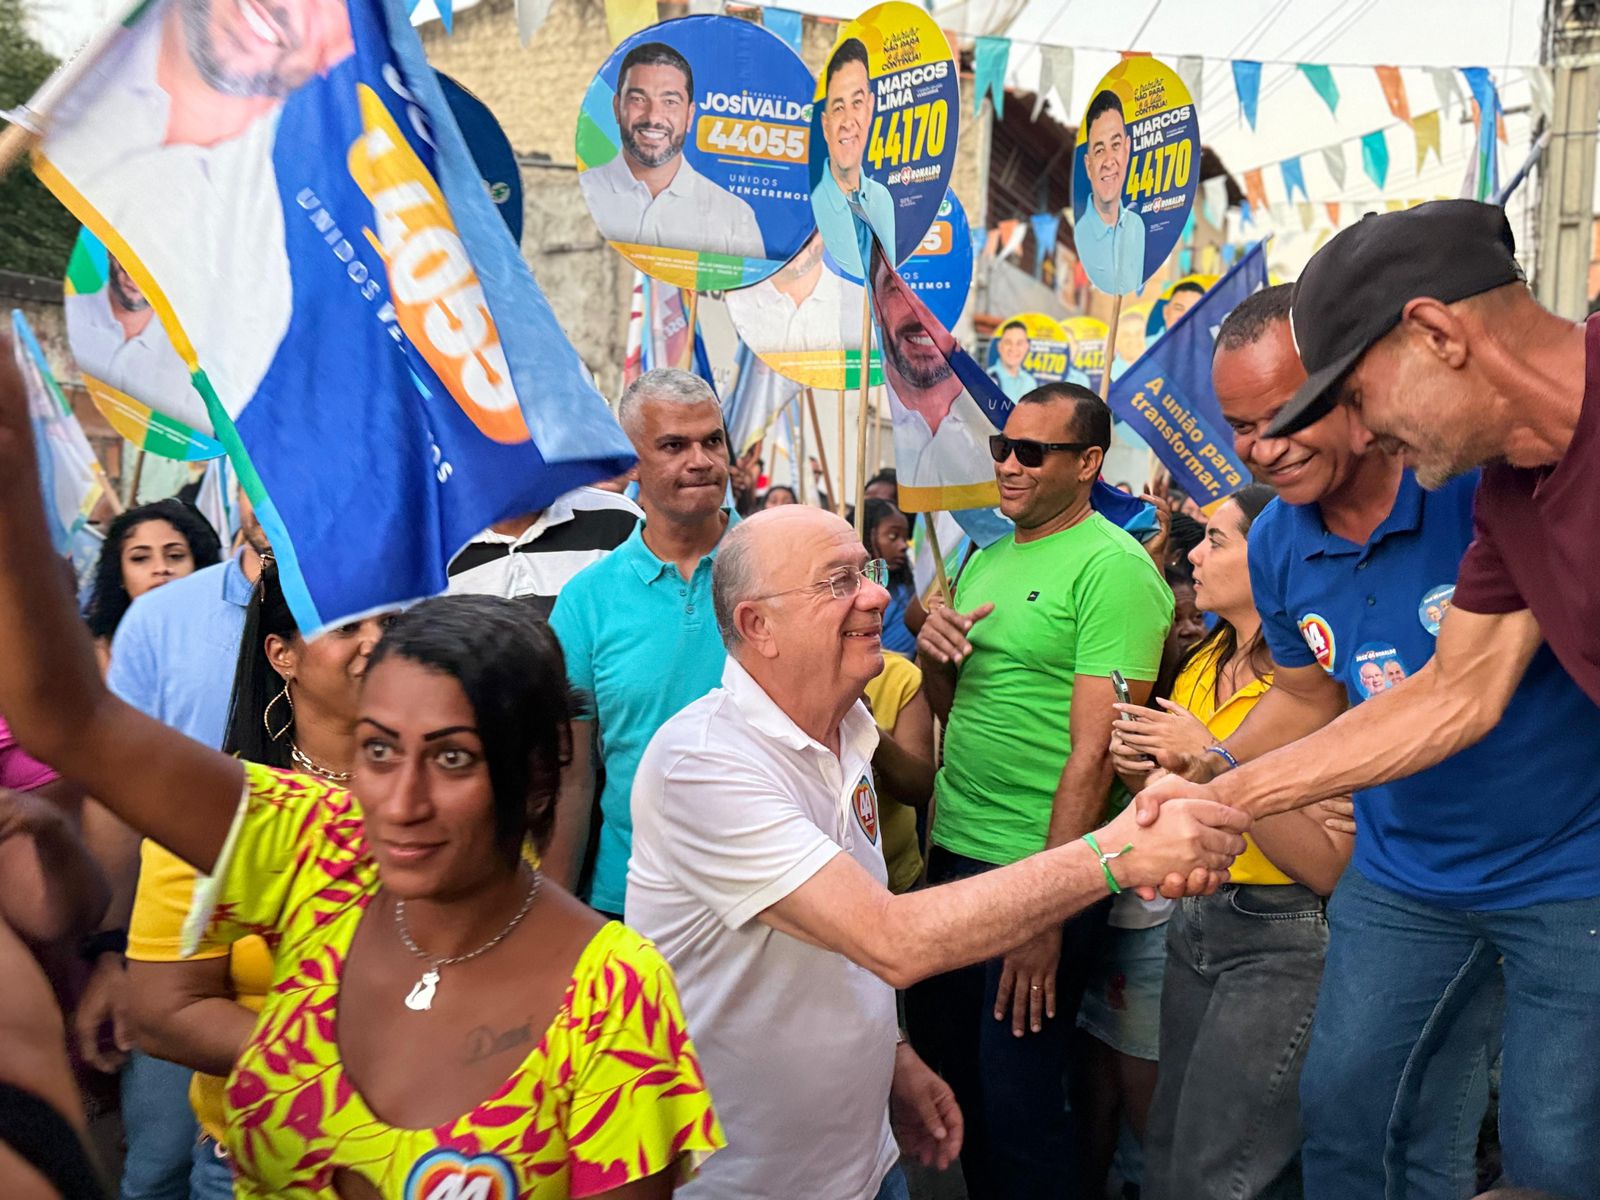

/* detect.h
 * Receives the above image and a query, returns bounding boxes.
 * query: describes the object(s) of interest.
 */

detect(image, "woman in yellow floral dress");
[0,381,723,1200]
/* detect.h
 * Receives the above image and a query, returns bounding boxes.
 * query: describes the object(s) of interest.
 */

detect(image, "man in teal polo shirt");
[548,368,736,919]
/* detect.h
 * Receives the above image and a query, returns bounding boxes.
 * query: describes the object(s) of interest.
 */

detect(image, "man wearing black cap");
[1134,209,1600,1198]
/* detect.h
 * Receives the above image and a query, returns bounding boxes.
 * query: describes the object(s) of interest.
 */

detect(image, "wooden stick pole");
[836,388,847,517]
[796,390,809,503]
[680,289,698,372]
[868,384,881,479]
[806,388,838,515]
[0,123,35,182]
[853,284,873,532]
[923,511,954,607]
[1098,293,1124,402]
[125,447,147,506]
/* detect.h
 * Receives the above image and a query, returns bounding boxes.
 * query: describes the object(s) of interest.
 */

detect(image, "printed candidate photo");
[1076,89,1145,296]
[576,16,816,289]
[812,37,897,280]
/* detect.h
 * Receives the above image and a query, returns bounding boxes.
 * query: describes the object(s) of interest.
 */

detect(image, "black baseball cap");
[1267,200,1526,438]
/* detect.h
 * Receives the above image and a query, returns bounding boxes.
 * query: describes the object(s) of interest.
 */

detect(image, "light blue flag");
[1361,129,1391,190]
[1299,63,1339,115]
[1280,155,1309,204]
[764,7,803,55]
[975,37,1010,117]
[1233,60,1262,129]
[1461,67,1501,202]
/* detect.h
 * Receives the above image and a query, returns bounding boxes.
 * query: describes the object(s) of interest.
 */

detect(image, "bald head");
[713,506,850,650]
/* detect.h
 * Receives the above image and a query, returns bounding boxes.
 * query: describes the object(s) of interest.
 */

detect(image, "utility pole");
[1533,0,1600,317]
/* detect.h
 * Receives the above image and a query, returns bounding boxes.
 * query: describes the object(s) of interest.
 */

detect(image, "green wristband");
[1082,832,1133,895]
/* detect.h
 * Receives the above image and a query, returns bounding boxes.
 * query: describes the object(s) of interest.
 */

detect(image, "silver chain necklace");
[290,744,351,784]
[394,869,540,1012]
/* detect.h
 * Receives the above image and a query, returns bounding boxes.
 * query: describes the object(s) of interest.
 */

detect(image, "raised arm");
[0,339,242,871]
[1141,606,1543,823]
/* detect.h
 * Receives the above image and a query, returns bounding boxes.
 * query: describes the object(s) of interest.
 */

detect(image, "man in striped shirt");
[446,485,642,618]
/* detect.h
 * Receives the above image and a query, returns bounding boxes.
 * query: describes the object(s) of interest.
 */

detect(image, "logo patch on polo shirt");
[1298,613,1337,672]
[852,777,879,844]
[1418,584,1455,637]
[1351,642,1409,699]
[1027,591,1040,602]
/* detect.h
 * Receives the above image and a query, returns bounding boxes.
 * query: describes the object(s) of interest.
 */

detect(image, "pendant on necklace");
[405,968,440,1012]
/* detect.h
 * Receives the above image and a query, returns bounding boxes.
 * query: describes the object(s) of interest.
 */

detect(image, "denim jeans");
[1143,884,1328,1200]
[1295,866,1600,1200]
[906,847,1108,1200]
[189,1137,234,1200]
[871,1163,909,1200]
[118,1051,198,1200]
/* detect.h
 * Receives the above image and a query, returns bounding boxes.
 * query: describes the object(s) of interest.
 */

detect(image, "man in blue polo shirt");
[1138,285,1600,1200]
[548,368,735,919]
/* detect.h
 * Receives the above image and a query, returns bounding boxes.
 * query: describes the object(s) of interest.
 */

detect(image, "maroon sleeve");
[1451,480,1527,615]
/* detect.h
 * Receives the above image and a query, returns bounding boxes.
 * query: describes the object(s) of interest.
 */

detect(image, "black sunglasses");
[988,434,1093,468]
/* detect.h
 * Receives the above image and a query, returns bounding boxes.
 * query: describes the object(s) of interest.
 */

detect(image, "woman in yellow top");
[1111,484,1352,1200]
[127,558,391,1198]
[863,651,935,894]
[0,379,722,1200]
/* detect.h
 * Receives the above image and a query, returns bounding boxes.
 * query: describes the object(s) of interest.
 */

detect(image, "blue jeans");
[118,1051,198,1200]
[906,847,1107,1199]
[1300,866,1600,1199]
[872,1163,908,1200]
[1145,885,1329,1200]
[190,1138,234,1200]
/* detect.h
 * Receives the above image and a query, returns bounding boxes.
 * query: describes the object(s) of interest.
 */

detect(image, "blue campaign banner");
[438,73,523,243]
[1072,56,1201,296]
[37,0,635,633]
[576,16,816,292]
[1106,242,1265,505]
[894,190,972,330]
[810,3,959,280]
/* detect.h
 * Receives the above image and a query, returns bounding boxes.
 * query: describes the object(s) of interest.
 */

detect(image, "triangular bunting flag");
[1238,201,1254,229]
[1374,65,1410,124]
[1325,201,1341,226]
[997,219,1026,261]
[1299,63,1340,115]
[1202,175,1229,226]
[1233,60,1262,129]
[515,0,553,43]
[1030,212,1061,277]
[1297,201,1314,231]
[1322,143,1347,191]
[1525,65,1554,124]
[1361,129,1390,190]
[1280,156,1308,204]
[1461,67,1502,201]
[1177,55,1204,107]
[1386,199,1404,212]
[763,6,803,55]
[975,36,1010,117]
[1428,66,1463,114]
[1243,168,1269,214]
[1412,109,1442,173]
[605,0,656,45]
[1033,46,1074,121]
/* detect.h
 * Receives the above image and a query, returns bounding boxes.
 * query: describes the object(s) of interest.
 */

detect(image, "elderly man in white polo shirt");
[627,504,1250,1200]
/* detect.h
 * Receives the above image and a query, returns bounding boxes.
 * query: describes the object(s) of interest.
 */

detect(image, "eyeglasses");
[753,559,891,602]
[989,435,1094,468]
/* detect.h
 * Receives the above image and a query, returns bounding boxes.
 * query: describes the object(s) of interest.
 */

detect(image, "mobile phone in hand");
[1111,670,1132,707]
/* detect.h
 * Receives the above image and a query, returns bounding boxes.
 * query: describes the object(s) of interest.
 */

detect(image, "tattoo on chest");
[463,1020,533,1065]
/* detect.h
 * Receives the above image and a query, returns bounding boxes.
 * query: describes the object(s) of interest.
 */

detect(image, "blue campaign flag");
[35,0,636,633]
[1106,242,1265,505]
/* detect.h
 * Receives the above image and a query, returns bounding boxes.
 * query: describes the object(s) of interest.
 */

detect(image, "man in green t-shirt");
[907,382,1172,1198]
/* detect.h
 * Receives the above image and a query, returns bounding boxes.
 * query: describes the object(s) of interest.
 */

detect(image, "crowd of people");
[0,199,1594,1200]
